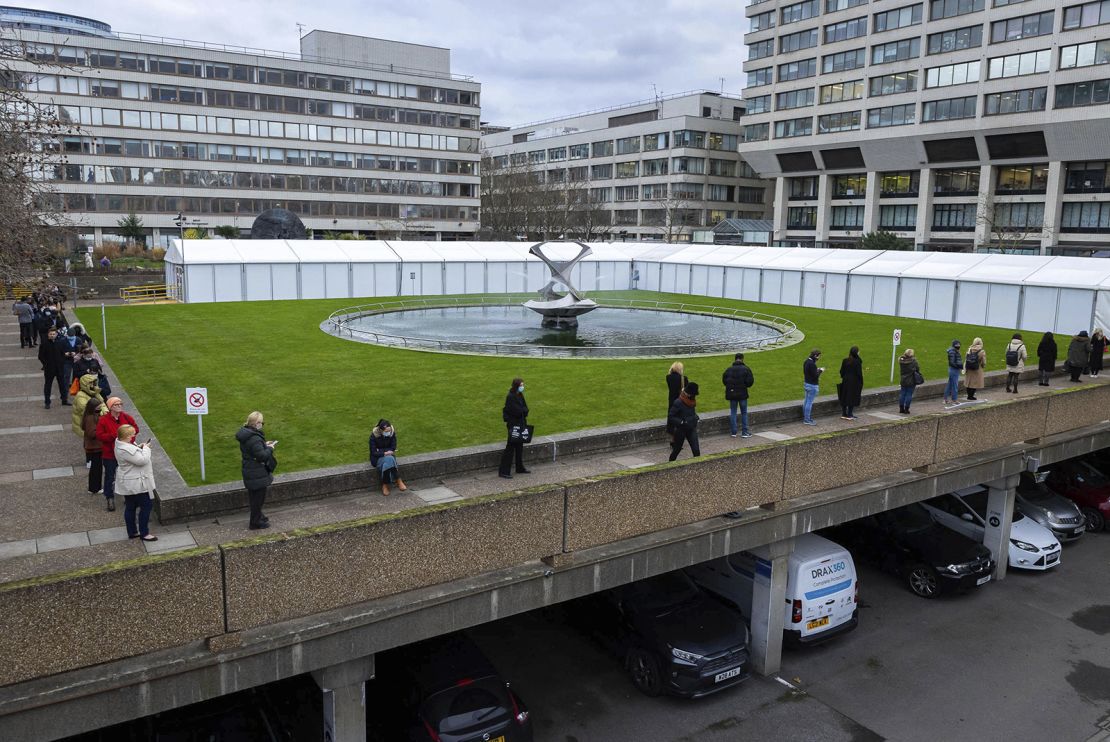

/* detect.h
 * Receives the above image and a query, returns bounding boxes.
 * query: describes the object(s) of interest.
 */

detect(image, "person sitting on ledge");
[370,418,407,496]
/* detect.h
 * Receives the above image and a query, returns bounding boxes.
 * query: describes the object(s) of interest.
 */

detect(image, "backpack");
[1005,345,1021,366]
[965,351,980,370]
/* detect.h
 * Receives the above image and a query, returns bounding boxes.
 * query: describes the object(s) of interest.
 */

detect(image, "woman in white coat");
[115,424,157,542]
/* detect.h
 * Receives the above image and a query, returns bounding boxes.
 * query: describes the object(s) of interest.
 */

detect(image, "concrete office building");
[0,7,481,247]
[739,0,1110,252]
[481,92,770,242]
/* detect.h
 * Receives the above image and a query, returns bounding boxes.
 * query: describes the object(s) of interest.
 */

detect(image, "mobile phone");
[270,440,279,446]
[145,438,151,446]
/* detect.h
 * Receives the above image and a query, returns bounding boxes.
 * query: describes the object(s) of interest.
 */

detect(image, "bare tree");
[654,187,702,243]
[480,152,542,239]
[0,35,78,281]
[977,193,1056,253]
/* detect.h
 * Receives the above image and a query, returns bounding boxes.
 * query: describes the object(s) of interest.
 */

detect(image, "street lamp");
[173,212,185,244]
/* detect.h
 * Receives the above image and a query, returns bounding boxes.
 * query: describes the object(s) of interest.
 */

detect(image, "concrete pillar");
[93,227,104,245]
[815,173,832,244]
[772,177,788,243]
[1041,161,1065,255]
[749,537,794,676]
[861,170,880,234]
[914,167,933,248]
[312,655,374,742]
[973,164,996,248]
[983,474,1020,581]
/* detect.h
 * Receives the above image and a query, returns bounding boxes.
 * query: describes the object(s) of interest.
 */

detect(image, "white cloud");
[39,0,749,124]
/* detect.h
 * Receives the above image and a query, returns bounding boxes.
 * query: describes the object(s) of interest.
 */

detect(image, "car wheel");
[1082,507,1106,532]
[907,563,940,599]
[626,648,663,697]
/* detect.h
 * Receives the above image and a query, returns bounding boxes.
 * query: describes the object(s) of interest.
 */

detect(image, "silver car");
[1017,474,1086,543]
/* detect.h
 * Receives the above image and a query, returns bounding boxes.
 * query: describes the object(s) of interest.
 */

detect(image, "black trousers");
[669,428,701,461]
[499,430,525,475]
[1006,371,1020,391]
[43,369,66,403]
[248,487,267,526]
[86,451,102,493]
[19,322,34,347]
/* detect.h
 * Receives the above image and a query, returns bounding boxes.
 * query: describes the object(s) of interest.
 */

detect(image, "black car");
[369,633,533,742]
[571,570,750,698]
[822,503,995,599]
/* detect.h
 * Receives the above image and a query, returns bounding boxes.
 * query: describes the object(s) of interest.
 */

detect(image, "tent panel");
[443,263,466,295]
[325,264,349,299]
[825,273,848,311]
[985,284,1020,329]
[955,281,989,326]
[741,268,761,302]
[1056,289,1095,335]
[723,267,743,300]
[464,263,484,294]
[781,270,802,305]
[898,278,927,319]
[186,265,215,303]
[351,264,376,298]
[762,269,783,304]
[300,264,326,299]
[1021,286,1059,332]
[872,277,898,315]
[847,275,874,313]
[271,264,298,300]
[244,265,271,301]
[213,265,242,302]
[690,265,710,297]
[801,271,825,308]
[924,280,955,322]
[706,265,725,298]
[487,263,508,294]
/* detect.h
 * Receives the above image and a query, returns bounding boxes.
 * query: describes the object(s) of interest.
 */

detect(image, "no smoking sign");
[186,387,209,415]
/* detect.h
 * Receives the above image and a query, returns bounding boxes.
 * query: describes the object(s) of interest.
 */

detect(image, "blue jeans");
[375,455,398,484]
[729,399,749,435]
[123,492,152,537]
[899,385,915,410]
[103,458,118,501]
[803,383,819,422]
[945,368,960,401]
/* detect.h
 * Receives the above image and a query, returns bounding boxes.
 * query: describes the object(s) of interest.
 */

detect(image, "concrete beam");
[748,538,793,677]
[984,483,1017,581]
[313,656,374,742]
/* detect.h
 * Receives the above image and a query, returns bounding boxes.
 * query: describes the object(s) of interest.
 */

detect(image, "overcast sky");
[39,0,749,126]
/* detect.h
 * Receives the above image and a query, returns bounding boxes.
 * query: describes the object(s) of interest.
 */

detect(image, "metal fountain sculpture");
[523,241,598,329]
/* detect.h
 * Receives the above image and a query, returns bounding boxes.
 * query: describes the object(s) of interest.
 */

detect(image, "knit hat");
[1079,330,1090,338]
[952,339,961,347]
[106,397,122,408]
[377,418,391,429]
[684,382,699,397]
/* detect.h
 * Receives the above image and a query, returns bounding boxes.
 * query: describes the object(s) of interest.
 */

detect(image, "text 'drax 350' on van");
[686,533,859,645]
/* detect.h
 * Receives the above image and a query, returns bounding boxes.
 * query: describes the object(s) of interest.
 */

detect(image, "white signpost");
[890,329,902,383]
[186,387,208,481]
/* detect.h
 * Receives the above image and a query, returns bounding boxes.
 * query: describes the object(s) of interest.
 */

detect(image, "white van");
[685,533,859,645]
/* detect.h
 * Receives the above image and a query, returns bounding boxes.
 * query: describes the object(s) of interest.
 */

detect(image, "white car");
[922,487,1061,571]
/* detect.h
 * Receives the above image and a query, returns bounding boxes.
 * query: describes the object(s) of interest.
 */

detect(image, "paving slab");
[0,470,32,484]
[36,531,90,553]
[413,485,462,504]
[0,396,43,403]
[755,430,795,441]
[610,455,654,468]
[32,466,75,480]
[867,411,903,421]
[142,530,196,554]
[0,373,38,379]
[87,526,130,545]
[0,476,118,543]
[0,539,36,559]
[0,539,142,582]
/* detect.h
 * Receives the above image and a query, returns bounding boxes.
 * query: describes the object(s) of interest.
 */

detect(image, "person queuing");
[114,424,158,542]
[498,378,530,480]
[665,361,687,440]
[721,353,754,438]
[1089,328,1106,377]
[1004,333,1028,394]
[96,397,137,512]
[11,296,35,348]
[1068,331,1091,382]
[898,348,922,414]
[838,346,863,420]
[81,392,106,496]
[237,411,277,530]
[71,373,105,439]
[38,327,69,408]
[369,418,407,496]
[1036,331,1057,387]
[668,382,701,461]
[802,349,823,426]
[944,339,963,407]
[57,327,81,395]
[964,338,986,400]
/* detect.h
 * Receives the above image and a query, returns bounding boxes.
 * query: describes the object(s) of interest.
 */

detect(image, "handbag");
[913,370,925,386]
[69,377,80,396]
[509,424,535,443]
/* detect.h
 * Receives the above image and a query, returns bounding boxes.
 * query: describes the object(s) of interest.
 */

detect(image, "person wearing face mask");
[498,377,530,479]
[237,411,277,530]
[95,396,138,512]
[369,418,407,496]
[802,348,824,426]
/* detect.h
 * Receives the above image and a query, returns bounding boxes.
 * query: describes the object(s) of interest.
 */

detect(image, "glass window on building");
[930,0,985,21]
[1065,161,1110,192]
[870,71,918,97]
[591,163,613,179]
[644,132,669,150]
[989,11,1053,43]
[787,206,818,228]
[932,203,978,229]
[820,80,865,103]
[569,143,590,159]
[615,161,639,178]
[744,123,770,142]
[823,49,866,74]
[927,25,983,55]
[789,176,819,199]
[993,202,1045,227]
[871,37,921,65]
[818,110,862,133]
[774,117,814,138]
[781,0,821,24]
[995,164,1048,193]
[880,204,918,228]
[922,96,977,121]
[831,205,865,229]
[867,104,915,128]
[987,50,1050,79]
[673,130,707,148]
[873,4,923,33]
[615,137,640,155]
[1060,40,1110,70]
[832,173,868,198]
[880,171,920,196]
[776,88,816,110]
[984,86,1047,115]
[672,157,706,174]
[643,158,668,176]
[1061,202,1110,231]
[933,168,981,195]
[1062,0,1110,31]
[1055,78,1110,108]
[591,140,614,157]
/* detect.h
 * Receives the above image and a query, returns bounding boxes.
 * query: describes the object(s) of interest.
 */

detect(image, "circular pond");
[326,302,798,359]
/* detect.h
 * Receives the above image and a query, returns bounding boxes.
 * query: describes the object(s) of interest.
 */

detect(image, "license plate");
[976,575,991,586]
[715,667,743,683]
[806,616,830,630]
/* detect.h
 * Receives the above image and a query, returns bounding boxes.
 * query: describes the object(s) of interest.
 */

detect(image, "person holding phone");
[236,410,277,530]
[114,424,157,542]
[802,349,824,426]
[498,377,530,479]
[369,419,407,495]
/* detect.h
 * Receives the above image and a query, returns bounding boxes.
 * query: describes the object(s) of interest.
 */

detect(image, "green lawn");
[75,292,1022,486]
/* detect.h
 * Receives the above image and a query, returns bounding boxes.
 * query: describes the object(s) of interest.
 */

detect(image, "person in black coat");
[722,353,755,437]
[665,361,687,437]
[1036,331,1056,386]
[236,410,277,529]
[667,382,701,461]
[38,327,69,409]
[498,377,530,479]
[369,419,407,495]
[1090,329,1106,377]
[838,346,864,420]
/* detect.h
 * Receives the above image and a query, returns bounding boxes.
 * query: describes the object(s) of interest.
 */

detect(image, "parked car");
[1015,472,1086,542]
[685,533,858,646]
[1043,459,1110,533]
[368,633,533,742]
[821,503,994,599]
[922,488,1062,570]
[569,570,750,698]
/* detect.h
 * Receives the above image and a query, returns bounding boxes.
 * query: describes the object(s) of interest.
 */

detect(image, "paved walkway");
[0,312,1098,585]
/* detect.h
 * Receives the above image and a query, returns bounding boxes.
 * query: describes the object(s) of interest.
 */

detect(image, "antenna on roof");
[651,83,661,117]
[296,22,307,39]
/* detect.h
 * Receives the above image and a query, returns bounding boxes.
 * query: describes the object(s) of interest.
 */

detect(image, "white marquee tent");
[164,240,1110,334]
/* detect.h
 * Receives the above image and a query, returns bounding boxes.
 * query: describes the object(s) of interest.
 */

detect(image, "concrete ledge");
[220,485,565,631]
[563,445,787,552]
[935,395,1049,461]
[1043,383,1110,436]
[0,547,223,687]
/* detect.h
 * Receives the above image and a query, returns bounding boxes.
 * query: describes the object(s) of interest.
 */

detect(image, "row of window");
[579,184,760,204]
[787,165,1049,201]
[46,165,477,198]
[26,75,479,130]
[507,131,740,163]
[489,156,754,179]
[21,43,479,106]
[55,135,476,174]
[45,194,479,220]
[786,201,1110,232]
[46,104,479,155]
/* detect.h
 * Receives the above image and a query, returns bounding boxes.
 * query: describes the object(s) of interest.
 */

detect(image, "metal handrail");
[322,297,799,359]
